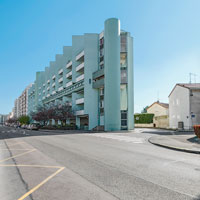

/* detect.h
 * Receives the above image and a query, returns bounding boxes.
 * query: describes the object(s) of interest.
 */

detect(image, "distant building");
[0,114,8,124]
[147,101,169,128]
[147,101,169,117]
[13,84,32,118]
[169,83,200,130]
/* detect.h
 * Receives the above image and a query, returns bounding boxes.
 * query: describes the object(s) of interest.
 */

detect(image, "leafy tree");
[141,106,148,113]
[18,115,30,125]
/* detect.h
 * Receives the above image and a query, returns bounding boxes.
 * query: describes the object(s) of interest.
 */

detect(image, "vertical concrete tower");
[104,18,121,131]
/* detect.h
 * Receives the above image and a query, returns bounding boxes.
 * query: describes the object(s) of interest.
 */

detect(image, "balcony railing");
[76,98,84,105]
[52,91,56,95]
[52,82,56,87]
[76,62,84,72]
[47,94,50,97]
[66,81,72,88]
[52,75,56,80]
[47,87,50,91]
[58,77,63,83]
[58,86,63,91]
[76,74,84,82]
[66,61,72,69]
[47,80,50,84]
[58,69,63,75]
[76,50,84,61]
[76,110,84,116]
[66,71,72,78]
[43,83,45,87]
[93,78,104,89]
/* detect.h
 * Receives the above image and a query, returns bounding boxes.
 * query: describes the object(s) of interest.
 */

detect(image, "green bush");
[134,113,154,124]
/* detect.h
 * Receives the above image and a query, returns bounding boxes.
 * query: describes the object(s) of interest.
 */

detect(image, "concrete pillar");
[104,18,121,131]
[76,116,80,129]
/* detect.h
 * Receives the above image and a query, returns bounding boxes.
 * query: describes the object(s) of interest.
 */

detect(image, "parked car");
[28,124,39,131]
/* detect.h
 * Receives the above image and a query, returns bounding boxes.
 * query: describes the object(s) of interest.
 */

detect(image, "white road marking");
[86,134,145,144]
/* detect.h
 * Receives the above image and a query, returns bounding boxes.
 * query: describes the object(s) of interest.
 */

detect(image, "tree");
[141,106,148,113]
[31,105,49,126]
[56,102,74,126]
[18,115,30,125]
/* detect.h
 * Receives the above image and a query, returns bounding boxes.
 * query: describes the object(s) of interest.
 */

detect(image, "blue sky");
[0,0,200,114]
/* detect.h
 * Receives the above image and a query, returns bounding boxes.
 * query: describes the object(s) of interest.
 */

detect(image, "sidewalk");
[149,134,200,154]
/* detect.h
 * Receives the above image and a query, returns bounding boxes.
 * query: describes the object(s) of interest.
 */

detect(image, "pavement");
[0,125,200,200]
[149,133,200,154]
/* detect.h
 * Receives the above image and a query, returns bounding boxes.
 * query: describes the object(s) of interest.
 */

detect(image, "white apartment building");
[13,84,32,118]
[169,83,200,130]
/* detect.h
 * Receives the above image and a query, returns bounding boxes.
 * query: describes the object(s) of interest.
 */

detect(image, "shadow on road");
[0,126,95,141]
[194,194,200,200]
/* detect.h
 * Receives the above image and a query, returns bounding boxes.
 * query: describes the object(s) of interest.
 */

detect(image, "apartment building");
[13,84,32,118]
[28,18,134,131]
[169,83,200,129]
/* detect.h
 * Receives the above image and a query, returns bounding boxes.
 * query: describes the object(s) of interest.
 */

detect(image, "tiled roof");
[169,83,200,97]
[147,101,169,110]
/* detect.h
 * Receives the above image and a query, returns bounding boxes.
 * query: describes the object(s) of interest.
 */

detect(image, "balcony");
[66,71,72,78]
[76,62,84,72]
[47,80,50,84]
[76,50,84,61]
[47,87,50,91]
[43,83,45,87]
[58,69,63,75]
[76,74,84,82]
[93,68,104,80]
[66,61,72,69]
[52,91,56,95]
[47,94,50,97]
[58,77,63,83]
[52,82,56,88]
[42,97,45,100]
[58,86,63,91]
[76,98,84,105]
[76,110,84,116]
[52,75,56,80]
[93,78,104,89]
[66,81,72,88]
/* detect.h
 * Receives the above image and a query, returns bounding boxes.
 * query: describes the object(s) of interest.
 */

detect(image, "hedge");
[134,113,154,124]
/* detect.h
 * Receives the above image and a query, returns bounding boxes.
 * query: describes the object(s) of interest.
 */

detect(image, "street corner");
[148,134,200,154]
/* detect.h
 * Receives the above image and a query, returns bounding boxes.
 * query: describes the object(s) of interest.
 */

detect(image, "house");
[147,101,169,128]
[169,83,200,130]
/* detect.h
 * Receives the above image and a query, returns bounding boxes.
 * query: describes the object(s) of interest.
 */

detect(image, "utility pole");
[189,73,197,84]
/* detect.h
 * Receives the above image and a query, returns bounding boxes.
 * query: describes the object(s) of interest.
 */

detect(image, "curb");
[148,137,200,155]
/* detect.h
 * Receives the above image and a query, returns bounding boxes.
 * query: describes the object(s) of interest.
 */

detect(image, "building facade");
[0,114,8,124]
[169,83,200,130]
[13,84,32,118]
[28,18,134,131]
[147,101,169,128]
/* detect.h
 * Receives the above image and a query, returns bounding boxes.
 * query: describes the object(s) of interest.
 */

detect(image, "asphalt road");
[0,125,199,200]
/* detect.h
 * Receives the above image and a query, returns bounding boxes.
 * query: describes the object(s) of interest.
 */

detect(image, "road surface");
[0,125,199,200]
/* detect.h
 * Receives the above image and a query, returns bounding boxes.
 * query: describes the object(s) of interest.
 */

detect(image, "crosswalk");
[86,133,145,144]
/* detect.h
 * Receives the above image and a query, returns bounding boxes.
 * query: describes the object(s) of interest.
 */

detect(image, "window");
[120,53,127,68]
